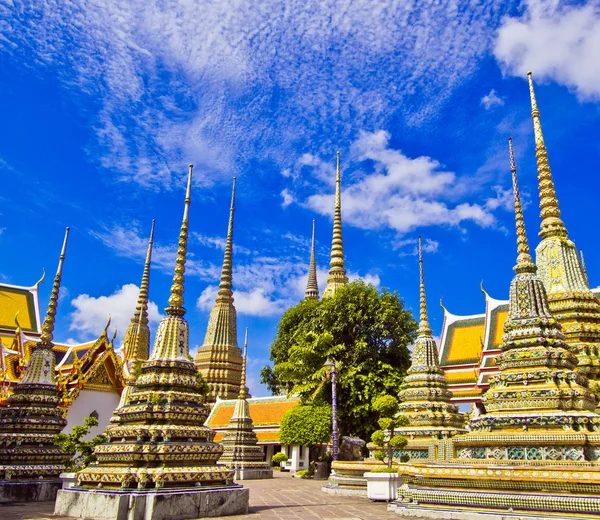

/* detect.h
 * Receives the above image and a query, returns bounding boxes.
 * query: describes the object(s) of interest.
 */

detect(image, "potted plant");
[364,395,409,501]
[271,452,288,471]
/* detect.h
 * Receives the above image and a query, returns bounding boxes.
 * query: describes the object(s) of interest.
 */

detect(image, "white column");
[290,445,300,471]
[266,445,274,465]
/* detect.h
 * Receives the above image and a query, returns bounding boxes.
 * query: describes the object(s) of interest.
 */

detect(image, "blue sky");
[1,0,600,395]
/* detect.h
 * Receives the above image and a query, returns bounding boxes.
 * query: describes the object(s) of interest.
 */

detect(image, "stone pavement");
[3,472,401,520]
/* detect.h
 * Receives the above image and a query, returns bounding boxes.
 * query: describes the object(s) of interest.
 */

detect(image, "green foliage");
[280,405,332,447]
[272,452,289,464]
[369,394,409,469]
[261,281,417,440]
[370,465,400,473]
[54,416,107,470]
[296,469,310,478]
[195,371,210,396]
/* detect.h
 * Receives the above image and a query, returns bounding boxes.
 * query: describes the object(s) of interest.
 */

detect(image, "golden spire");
[580,249,589,285]
[166,165,192,316]
[39,227,69,346]
[527,72,567,240]
[509,138,536,274]
[323,151,348,297]
[216,177,236,305]
[305,220,319,300]
[136,220,154,325]
[417,236,432,337]
[239,327,248,400]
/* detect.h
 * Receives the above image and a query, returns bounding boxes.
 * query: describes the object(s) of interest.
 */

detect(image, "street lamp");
[324,357,338,461]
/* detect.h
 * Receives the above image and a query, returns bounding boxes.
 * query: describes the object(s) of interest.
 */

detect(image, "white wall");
[64,389,121,439]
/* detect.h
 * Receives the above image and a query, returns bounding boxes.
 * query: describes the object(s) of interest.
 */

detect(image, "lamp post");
[324,357,338,461]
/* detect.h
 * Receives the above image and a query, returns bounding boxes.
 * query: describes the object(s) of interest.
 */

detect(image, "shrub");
[370,395,409,469]
[54,415,107,470]
[272,452,289,465]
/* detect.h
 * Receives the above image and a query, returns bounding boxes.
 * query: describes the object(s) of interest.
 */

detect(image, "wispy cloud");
[481,89,504,109]
[1,1,514,188]
[495,0,600,100]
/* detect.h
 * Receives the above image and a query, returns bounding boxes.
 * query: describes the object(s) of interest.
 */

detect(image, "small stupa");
[0,228,70,503]
[55,166,248,520]
[304,220,320,300]
[218,328,273,480]
[395,236,465,461]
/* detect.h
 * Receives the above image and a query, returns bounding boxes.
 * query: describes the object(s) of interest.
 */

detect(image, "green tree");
[261,280,417,441]
[280,404,332,447]
[54,415,107,470]
[370,395,409,469]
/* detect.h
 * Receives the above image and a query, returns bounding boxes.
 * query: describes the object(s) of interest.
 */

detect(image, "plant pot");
[364,472,403,501]
[314,462,329,480]
[59,472,78,489]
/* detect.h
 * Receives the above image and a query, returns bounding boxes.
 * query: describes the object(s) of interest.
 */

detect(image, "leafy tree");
[280,404,332,447]
[370,395,409,469]
[261,281,416,441]
[54,415,107,470]
[271,452,288,464]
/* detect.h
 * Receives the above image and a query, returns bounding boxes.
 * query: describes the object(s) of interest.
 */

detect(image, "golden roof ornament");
[323,151,348,298]
[216,177,236,306]
[305,220,319,300]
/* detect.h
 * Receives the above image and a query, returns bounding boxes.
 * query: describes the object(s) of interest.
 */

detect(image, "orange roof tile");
[206,396,301,429]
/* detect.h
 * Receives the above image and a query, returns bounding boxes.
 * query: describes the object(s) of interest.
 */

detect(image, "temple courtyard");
[6,473,400,520]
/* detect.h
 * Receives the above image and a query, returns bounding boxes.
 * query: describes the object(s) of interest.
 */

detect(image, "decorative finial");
[238,327,248,400]
[166,165,193,316]
[480,280,489,298]
[134,220,155,325]
[580,248,589,285]
[527,72,567,240]
[14,311,21,330]
[34,269,46,289]
[39,227,70,346]
[418,237,432,337]
[305,220,320,300]
[509,138,536,274]
[439,297,446,312]
[103,315,112,335]
[215,177,236,305]
[111,326,117,344]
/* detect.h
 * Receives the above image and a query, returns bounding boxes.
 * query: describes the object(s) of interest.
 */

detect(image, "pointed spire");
[166,165,192,316]
[39,227,69,346]
[509,138,536,274]
[305,220,320,300]
[216,177,236,305]
[417,237,432,337]
[323,151,348,297]
[527,72,568,240]
[580,248,589,285]
[134,220,154,326]
[239,327,248,400]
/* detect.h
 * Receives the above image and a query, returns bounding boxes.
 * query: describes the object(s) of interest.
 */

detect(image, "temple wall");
[64,389,120,439]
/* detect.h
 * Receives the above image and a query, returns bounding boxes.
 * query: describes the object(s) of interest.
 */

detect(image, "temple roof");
[0,282,42,334]
[438,308,485,368]
[205,395,301,444]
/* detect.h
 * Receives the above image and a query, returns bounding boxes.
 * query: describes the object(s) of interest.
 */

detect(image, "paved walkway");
[5,472,400,520]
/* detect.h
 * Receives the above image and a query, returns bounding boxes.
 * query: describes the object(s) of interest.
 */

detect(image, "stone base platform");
[0,479,62,503]
[235,468,273,480]
[321,483,367,497]
[54,485,249,520]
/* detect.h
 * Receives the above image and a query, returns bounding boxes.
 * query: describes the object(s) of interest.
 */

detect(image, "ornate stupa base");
[54,485,249,520]
[321,459,387,496]
[387,462,600,519]
[0,479,62,503]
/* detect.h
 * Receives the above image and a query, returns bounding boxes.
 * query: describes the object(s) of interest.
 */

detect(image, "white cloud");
[495,0,600,100]
[280,189,295,208]
[394,238,440,256]
[70,284,161,342]
[481,89,504,109]
[197,286,290,317]
[303,130,501,234]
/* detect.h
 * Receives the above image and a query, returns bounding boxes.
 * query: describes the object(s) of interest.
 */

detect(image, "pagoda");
[390,140,600,518]
[528,72,600,381]
[395,237,465,461]
[322,152,348,298]
[218,328,273,480]
[195,178,245,402]
[55,166,248,520]
[0,228,70,503]
[122,219,154,382]
[304,220,319,300]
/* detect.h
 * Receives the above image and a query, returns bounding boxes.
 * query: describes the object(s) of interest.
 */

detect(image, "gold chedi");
[323,152,348,298]
[218,328,273,480]
[304,220,319,300]
[395,237,465,461]
[0,229,70,483]
[76,166,234,490]
[528,72,600,380]
[195,178,244,402]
